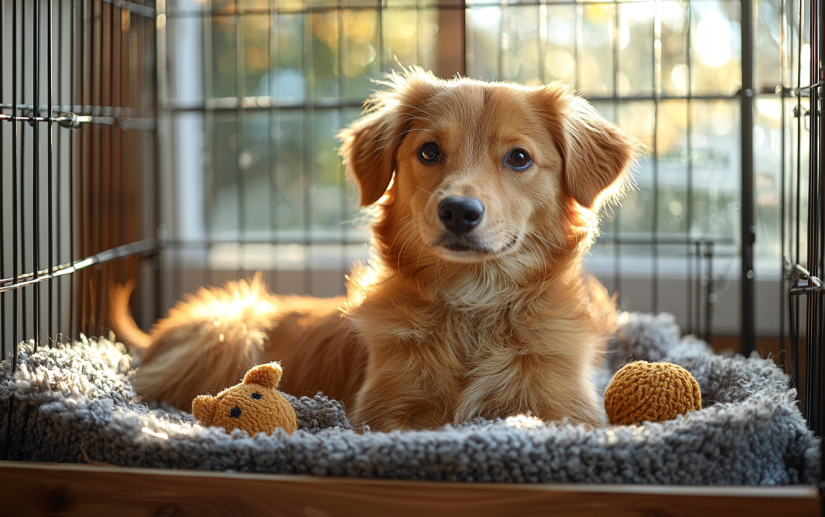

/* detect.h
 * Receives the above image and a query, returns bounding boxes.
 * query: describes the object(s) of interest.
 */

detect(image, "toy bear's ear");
[192,395,217,425]
[243,362,283,389]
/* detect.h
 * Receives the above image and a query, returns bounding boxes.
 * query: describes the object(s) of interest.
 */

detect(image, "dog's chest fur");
[349,268,600,427]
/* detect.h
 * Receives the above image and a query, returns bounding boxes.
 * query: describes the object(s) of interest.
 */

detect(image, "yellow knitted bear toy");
[192,362,298,435]
[604,361,702,426]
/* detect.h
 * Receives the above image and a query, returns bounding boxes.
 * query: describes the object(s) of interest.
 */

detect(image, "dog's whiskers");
[531,231,562,252]
[392,221,420,266]
[520,234,541,280]
[525,234,549,280]
[398,103,435,120]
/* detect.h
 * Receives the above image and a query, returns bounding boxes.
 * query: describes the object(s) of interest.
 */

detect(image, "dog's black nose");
[438,197,485,234]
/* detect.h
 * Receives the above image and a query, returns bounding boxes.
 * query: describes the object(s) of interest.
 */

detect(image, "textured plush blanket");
[0,313,819,485]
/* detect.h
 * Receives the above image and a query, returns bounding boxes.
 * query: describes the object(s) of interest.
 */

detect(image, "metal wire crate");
[786,0,825,475]
[1,0,823,501]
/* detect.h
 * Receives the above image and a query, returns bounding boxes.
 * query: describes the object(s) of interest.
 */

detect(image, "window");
[159,0,802,337]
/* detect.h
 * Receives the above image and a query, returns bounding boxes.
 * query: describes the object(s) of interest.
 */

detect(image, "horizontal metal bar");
[100,0,155,18]
[777,86,813,98]
[596,237,736,245]
[0,113,74,125]
[0,103,156,129]
[163,0,757,17]
[164,98,367,113]
[0,240,157,293]
[165,4,461,17]
[790,284,825,295]
[1,103,141,118]
[159,236,736,248]
[587,94,740,102]
[0,113,155,129]
[163,94,741,115]
[163,238,372,247]
[793,80,825,94]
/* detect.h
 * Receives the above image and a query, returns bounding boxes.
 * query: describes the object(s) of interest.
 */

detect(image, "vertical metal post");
[811,0,825,438]
[808,0,821,431]
[779,0,788,371]
[48,0,55,345]
[33,0,42,350]
[69,0,76,340]
[21,0,28,341]
[812,0,825,498]
[0,0,5,354]
[3,0,21,462]
[740,0,756,356]
[651,4,660,314]
[155,0,166,322]
[695,241,701,333]
[436,0,465,79]
[788,0,805,386]
[337,0,347,290]
[705,241,714,344]
[302,9,313,294]
[204,0,214,289]
[94,0,104,334]
[612,5,621,307]
[236,3,246,279]
[686,1,694,336]
[1,0,6,355]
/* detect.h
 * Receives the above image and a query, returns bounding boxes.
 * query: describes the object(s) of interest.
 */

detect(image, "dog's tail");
[110,280,153,350]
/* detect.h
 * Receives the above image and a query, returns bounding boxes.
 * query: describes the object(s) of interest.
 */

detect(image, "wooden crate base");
[0,461,819,516]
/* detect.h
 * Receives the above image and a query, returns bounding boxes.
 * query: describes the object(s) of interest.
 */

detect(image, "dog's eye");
[505,149,532,171]
[419,142,441,164]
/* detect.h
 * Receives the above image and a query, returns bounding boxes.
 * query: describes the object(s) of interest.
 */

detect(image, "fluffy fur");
[111,68,637,431]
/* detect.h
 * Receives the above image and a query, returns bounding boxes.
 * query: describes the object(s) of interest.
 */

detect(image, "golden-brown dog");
[112,68,636,431]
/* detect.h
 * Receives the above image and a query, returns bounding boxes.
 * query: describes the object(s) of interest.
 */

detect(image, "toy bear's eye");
[251,392,262,400]
[230,406,242,418]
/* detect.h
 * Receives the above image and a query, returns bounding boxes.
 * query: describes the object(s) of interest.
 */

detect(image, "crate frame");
[1,0,824,510]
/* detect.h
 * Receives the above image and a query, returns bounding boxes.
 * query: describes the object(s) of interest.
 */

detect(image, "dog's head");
[339,68,636,283]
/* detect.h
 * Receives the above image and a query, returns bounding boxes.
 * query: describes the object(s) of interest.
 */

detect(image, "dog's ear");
[534,84,637,210]
[338,68,439,206]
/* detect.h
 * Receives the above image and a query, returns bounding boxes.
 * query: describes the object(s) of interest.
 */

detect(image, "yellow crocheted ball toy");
[192,362,298,436]
[604,361,702,426]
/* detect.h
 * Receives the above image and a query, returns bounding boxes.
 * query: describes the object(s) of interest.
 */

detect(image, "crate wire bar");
[786,0,825,482]
[0,0,157,459]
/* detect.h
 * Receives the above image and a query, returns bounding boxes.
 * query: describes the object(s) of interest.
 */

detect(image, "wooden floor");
[0,461,819,517]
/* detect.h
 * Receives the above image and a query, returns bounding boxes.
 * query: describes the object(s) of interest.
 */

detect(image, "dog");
[111,68,636,431]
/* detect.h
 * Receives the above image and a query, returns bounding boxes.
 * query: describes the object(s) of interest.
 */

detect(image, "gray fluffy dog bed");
[0,313,819,485]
